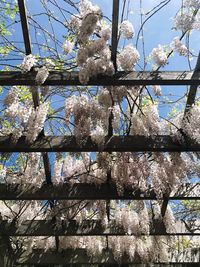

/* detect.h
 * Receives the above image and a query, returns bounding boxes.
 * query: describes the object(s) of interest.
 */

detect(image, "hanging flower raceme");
[65,95,108,145]
[21,54,37,73]
[79,0,101,17]
[77,12,101,44]
[100,26,112,41]
[130,104,161,136]
[66,0,114,84]
[91,122,106,148]
[152,85,162,96]
[113,202,150,235]
[0,166,6,183]
[170,37,188,56]
[151,45,168,66]
[25,102,49,143]
[163,206,176,233]
[4,86,19,106]
[182,105,200,144]
[76,36,114,84]
[155,152,188,198]
[63,40,74,54]
[0,200,45,223]
[3,86,33,142]
[6,153,45,185]
[120,20,135,39]
[174,12,197,32]
[111,153,149,195]
[184,0,200,9]
[118,44,140,71]
[35,66,49,85]
[62,154,89,183]
[53,153,63,183]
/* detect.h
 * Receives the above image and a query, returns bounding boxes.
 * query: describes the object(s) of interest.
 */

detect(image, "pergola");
[0,0,200,266]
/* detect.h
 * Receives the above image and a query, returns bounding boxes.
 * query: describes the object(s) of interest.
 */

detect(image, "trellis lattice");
[0,0,200,266]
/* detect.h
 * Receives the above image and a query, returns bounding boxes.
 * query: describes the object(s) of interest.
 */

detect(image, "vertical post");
[111,0,120,72]
[184,52,200,115]
[17,0,32,55]
[0,237,5,266]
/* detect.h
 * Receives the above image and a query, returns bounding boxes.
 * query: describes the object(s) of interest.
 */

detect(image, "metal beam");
[0,71,200,86]
[160,53,200,218]
[14,265,200,267]
[0,220,199,236]
[18,0,52,187]
[184,52,200,114]
[0,135,199,152]
[13,264,200,267]
[16,249,200,265]
[18,0,32,55]
[111,0,119,71]
[0,183,199,200]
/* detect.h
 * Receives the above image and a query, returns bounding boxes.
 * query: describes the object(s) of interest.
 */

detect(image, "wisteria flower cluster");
[151,45,168,66]
[118,44,140,71]
[3,86,49,144]
[64,0,115,84]
[65,94,108,144]
[1,0,200,263]
[21,54,37,73]
[170,37,188,56]
[174,0,200,32]
[120,20,135,39]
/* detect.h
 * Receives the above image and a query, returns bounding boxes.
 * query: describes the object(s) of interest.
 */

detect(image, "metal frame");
[0,0,200,265]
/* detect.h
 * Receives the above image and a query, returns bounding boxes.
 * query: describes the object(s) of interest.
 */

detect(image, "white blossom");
[183,105,200,143]
[36,66,49,85]
[91,123,105,148]
[77,47,89,66]
[21,54,37,73]
[79,67,90,84]
[130,104,161,136]
[112,104,121,130]
[63,40,74,54]
[184,0,200,9]
[174,12,195,31]
[152,85,162,96]
[120,20,135,39]
[163,206,176,233]
[170,37,188,56]
[4,86,19,106]
[118,44,140,71]
[77,13,100,44]
[98,89,112,107]
[79,0,101,17]
[53,153,63,183]
[0,166,6,183]
[100,26,111,40]
[68,15,81,32]
[25,102,49,143]
[45,58,55,69]
[151,45,168,66]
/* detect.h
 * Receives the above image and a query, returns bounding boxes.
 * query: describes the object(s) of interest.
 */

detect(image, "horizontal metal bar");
[15,262,199,267]
[0,71,200,86]
[16,249,200,265]
[0,220,198,236]
[0,183,199,200]
[0,135,199,152]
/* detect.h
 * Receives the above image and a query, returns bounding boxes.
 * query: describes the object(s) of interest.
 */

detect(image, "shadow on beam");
[0,135,199,152]
[0,183,199,200]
